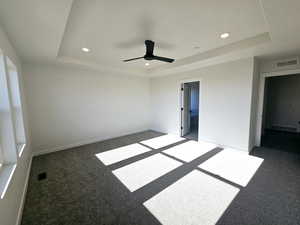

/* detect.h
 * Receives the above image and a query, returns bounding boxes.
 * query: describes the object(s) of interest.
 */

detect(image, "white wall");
[150,58,255,151]
[264,74,300,131]
[23,64,151,154]
[0,25,31,225]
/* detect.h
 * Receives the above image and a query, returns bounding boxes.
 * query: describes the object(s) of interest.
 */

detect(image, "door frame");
[181,83,191,136]
[256,68,300,146]
[179,78,202,140]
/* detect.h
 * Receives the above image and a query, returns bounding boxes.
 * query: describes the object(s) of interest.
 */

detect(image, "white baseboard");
[150,128,250,153]
[33,129,150,156]
[33,138,100,156]
[198,137,249,153]
[15,155,32,225]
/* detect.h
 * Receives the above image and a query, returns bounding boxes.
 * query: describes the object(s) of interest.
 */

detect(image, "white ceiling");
[0,0,300,76]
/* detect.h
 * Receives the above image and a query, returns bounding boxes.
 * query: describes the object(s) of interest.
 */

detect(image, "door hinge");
[181,107,183,111]
[181,88,184,91]
[181,126,183,130]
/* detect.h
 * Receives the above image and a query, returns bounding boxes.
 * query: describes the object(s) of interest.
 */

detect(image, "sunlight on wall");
[144,170,239,225]
[163,141,217,162]
[113,153,182,192]
[199,148,264,187]
[140,134,185,149]
[95,143,151,165]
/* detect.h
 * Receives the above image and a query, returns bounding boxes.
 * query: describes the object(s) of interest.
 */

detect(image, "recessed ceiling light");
[220,33,230,39]
[145,62,150,66]
[82,47,90,52]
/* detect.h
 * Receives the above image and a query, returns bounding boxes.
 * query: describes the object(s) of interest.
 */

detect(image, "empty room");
[0,1,300,225]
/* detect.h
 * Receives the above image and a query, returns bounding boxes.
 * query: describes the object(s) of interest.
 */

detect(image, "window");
[0,145,3,168]
[0,50,26,198]
[6,57,26,155]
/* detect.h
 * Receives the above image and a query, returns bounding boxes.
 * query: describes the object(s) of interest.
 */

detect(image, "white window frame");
[0,145,3,168]
[0,49,26,199]
[5,56,26,156]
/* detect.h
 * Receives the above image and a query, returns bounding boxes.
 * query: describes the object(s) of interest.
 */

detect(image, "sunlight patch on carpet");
[113,153,182,192]
[95,143,151,165]
[144,170,239,225]
[163,140,217,162]
[199,148,264,187]
[140,134,185,149]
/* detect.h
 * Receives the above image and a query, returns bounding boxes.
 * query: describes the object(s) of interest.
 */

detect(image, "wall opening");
[261,74,300,153]
[180,81,200,141]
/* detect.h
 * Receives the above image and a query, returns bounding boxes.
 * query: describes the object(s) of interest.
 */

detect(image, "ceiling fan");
[123,40,175,63]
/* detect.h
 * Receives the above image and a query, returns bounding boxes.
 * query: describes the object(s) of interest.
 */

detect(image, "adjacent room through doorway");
[261,74,300,153]
[180,81,200,141]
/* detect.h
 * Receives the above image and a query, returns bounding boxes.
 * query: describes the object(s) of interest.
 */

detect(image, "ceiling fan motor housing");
[144,55,154,60]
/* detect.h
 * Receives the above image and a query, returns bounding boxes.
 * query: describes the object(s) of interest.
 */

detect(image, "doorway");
[181,81,200,141]
[261,74,300,153]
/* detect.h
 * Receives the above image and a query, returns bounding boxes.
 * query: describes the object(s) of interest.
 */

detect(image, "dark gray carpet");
[21,130,300,225]
[261,129,300,154]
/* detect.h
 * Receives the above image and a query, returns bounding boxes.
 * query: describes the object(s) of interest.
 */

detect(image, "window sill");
[0,163,17,199]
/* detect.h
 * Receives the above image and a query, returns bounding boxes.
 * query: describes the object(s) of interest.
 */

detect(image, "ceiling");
[0,0,300,76]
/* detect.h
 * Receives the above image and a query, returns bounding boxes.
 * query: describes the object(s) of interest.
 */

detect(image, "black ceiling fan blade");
[152,55,175,63]
[123,56,144,62]
[145,40,154,55]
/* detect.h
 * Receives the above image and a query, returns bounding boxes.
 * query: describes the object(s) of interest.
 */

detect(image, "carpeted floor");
[261,129,300,154]
[21,130,300,225]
